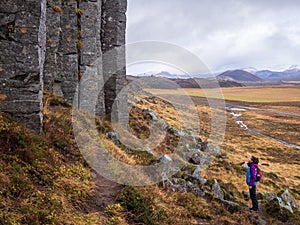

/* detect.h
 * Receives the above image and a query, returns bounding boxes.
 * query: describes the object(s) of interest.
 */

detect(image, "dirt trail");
[86,171,124,212]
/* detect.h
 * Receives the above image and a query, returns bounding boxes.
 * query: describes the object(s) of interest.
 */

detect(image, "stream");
[226,106,300,150]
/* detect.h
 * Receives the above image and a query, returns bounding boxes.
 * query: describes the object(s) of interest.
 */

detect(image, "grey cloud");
[127,0,300,73]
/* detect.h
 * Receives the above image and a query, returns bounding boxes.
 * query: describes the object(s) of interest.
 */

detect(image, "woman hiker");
[246,156,259,211]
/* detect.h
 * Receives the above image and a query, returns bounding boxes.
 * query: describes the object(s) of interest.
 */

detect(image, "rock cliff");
[0,0,127,133]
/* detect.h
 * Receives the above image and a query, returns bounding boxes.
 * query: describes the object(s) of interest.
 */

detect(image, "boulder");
[264,189,299,214]
[184,129,198,146]
[157,155,179,179]
[189,151,212,166]
[265,196,294,222]
[144,147,154,155]
[192,165,201,180]
[265,192,277,201]
[167,127,180,135]
[133,147,155,156]
[221,200,241,213]
[203,142,221,156]
[156,119,169,131]
[143,108,158,121]
[280,189,299,211]
[105,131,121,145]
[187,181,205,197]
[158,154,172,163]
[259,192,277,201]
[163,177,205,197]
[243,191,250,201]
[167,127,200,148]
[163,178,187,193]
[211,179,224,200]
[191,165,207,186]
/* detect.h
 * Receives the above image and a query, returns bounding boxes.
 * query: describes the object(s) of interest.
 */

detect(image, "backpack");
[256,167,263,182]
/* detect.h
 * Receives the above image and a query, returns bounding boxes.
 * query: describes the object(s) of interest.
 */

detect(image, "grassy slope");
[0,93,106,224]
[1,91,300,225]
[122,91,300,224]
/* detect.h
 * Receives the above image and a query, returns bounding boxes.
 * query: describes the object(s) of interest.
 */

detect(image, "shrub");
[116,187,167,225]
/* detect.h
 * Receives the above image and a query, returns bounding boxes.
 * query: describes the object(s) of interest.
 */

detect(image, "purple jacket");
[246,163,258,186]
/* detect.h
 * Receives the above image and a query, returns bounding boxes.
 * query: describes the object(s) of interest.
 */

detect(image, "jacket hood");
[248,162,258,168]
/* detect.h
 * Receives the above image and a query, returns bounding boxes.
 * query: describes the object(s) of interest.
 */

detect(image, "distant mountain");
[133,66,300,84]
[127,76,178,89]
[136,71,190,79]
[254,70,276,79]
[217,70,263,82]
[136,71,214,79]
[241,67,258,74]
[255,67,300,81]
[127,75,243,89]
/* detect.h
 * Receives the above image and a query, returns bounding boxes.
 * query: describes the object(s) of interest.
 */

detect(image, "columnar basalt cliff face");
[0,0,127,133]
[0,0,47,133]
[101,0,127,120]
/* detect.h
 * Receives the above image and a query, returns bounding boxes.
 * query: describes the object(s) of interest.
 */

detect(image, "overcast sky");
[126,0,300,75]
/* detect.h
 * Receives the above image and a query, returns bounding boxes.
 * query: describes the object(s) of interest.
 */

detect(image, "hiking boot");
[250,207,259,211]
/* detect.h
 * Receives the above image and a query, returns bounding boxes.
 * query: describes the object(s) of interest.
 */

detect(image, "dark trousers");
[249,186,259,210]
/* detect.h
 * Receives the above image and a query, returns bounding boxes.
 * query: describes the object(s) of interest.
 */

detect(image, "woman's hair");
[251,156,259,164]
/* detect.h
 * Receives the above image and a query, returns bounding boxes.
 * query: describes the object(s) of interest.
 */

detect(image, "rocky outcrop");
[257,189,299,222]
[262,189,299,214]
[0,0,127,133]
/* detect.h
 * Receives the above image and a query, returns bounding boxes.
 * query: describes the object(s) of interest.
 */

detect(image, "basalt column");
[0,0,47,133]
[101,0,127,122]
[43,0,80,103]
[78,0,105,117]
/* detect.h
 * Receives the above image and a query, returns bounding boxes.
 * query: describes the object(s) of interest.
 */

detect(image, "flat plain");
[146,85,300,102]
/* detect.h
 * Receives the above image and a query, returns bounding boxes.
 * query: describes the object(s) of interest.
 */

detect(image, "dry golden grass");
[199,105,300,206]
[0,93,108,224]
[261,105,300,114]
[134,95,181,129]
[241,110,300,146]
[147,85,300,102]
[100,133,137,165]
[3,88,299,224]
[112,185,257,225]
[141,87,300,207]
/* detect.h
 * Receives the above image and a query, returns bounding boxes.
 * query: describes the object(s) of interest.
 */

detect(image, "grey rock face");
[78,0,106,117]
[211,179,224,200]
[0,0,127,132]
[203,142,221,156]
[101,0,127,122]
[0,0,47,133]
